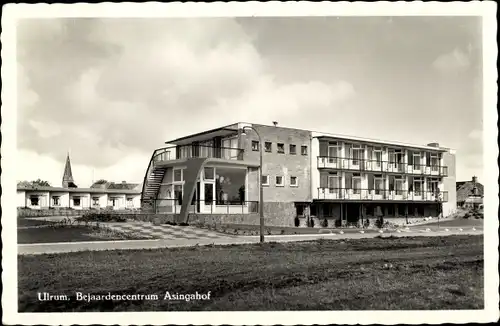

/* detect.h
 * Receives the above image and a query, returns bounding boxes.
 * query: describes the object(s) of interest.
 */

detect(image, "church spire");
[62,152,76,188]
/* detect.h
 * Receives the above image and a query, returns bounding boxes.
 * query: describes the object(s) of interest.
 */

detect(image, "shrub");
[294,216,300,227]
[364,219,370,228]
[463,213,470,219]
[335,218,342,228]
[280,229,285,235]
[179,222,189,226]
[321,218,328,228]
[375,217,384,229]
[77,212,127,223]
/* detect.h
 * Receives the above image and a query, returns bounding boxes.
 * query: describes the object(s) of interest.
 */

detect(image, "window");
[173,169,183,182]
[127,198,133,207]
[73,197,81,207]
[52,196,60,206]
[352,174,362,194]
[204,167,214,180]
[264,142,272,152]
[289,144,296,155]
[430,154,439,171]
[251,140,260,151]
[301,145,308,155]
[110,198,117,207]
[290,176,298,187]
[277,143,285,154]
[30,196,39,206]
[276,176,284,186]
[92,197,99,206]
[261,175,269,186]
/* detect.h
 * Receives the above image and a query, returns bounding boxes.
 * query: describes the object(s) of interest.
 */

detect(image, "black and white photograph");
[1,2,498,325]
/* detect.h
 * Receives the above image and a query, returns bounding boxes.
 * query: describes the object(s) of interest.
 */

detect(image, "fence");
[317,156,448,176]
[142,199,259,214]
[317,188,448,202]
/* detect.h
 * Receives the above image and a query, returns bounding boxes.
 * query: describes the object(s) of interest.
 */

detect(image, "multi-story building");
[141,122,456,226]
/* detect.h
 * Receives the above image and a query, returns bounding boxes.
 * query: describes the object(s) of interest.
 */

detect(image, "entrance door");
[204,182,214,213]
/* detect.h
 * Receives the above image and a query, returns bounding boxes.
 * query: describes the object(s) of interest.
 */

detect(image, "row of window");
[28,196,133,207]
[261,175,299,187]
[251,141,308,155]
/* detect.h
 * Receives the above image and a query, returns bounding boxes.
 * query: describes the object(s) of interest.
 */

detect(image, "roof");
[163,121,451,152]
[165,123,240,145]
[62,153,75,184]
[17,185,141,195]
[456,181,484,202]
[107,182,141,190]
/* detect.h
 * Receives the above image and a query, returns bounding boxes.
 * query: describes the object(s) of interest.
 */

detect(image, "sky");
[16,16,484,187]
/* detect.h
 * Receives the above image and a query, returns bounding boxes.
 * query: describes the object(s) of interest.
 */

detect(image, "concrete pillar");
[395,203,399,217]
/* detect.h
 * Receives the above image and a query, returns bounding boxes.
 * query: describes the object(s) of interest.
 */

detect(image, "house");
[141,122,457,227]
[17,154,142,210]
[456,176,483,209]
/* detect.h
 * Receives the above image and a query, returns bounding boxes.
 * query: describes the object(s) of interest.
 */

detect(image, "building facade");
[17,153,142,211]
[141,122,456,226]
[17,185,142,210]
[456,176,483,209]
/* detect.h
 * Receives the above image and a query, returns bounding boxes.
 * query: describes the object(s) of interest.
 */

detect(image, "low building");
[17,153,142,211]
[456,176,483,209]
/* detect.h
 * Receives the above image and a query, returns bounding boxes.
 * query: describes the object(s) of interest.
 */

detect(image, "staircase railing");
[140,146,176,204]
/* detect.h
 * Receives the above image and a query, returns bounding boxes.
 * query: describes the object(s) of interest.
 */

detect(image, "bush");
[294,216,300,227]
[309,218,315,228]
[463,213,470,219]
[77,212,127,223]
[364,219,370,228]
[375,217,384,229]
[179,222,189,226]
[335,218,342,228]
[321,218,328,228]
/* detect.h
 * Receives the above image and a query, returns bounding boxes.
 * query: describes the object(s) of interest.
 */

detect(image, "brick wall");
[241,124,312,202]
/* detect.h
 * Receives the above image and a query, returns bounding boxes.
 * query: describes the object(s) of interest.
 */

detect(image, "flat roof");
[161,121,452,151]
[165,123,240,145]
[17,186,141,194]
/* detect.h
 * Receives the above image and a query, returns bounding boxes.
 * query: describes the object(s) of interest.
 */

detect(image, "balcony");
[152,144,244,164]
[316,187,448,202]
[317,156,448,177]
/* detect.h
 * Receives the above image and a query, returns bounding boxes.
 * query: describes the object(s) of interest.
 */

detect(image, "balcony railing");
[317,187,448,202]
[317,156,448,176]
[152,145,244,164]
[148,199,259,214]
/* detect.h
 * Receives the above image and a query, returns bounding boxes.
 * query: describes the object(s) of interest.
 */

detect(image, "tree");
[18,179,51,187]
[32,179,51,187]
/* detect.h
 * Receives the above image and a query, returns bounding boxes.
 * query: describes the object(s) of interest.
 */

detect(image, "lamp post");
[242,126,265,243]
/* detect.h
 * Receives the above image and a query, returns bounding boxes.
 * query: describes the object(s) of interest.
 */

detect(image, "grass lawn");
[17,218,58,227]
[18,235,483,312]
[17,218,153,244]
[420,218,483,228]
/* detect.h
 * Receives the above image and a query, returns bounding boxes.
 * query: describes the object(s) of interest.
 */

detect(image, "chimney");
[472,176,477,183]
[427,142,440,147]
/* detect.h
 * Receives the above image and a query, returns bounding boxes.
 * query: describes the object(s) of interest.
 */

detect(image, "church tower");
[62,152,77,188]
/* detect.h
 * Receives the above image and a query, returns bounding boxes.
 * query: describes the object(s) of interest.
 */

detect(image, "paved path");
[18,228,483,256]
[104,222,238,240]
